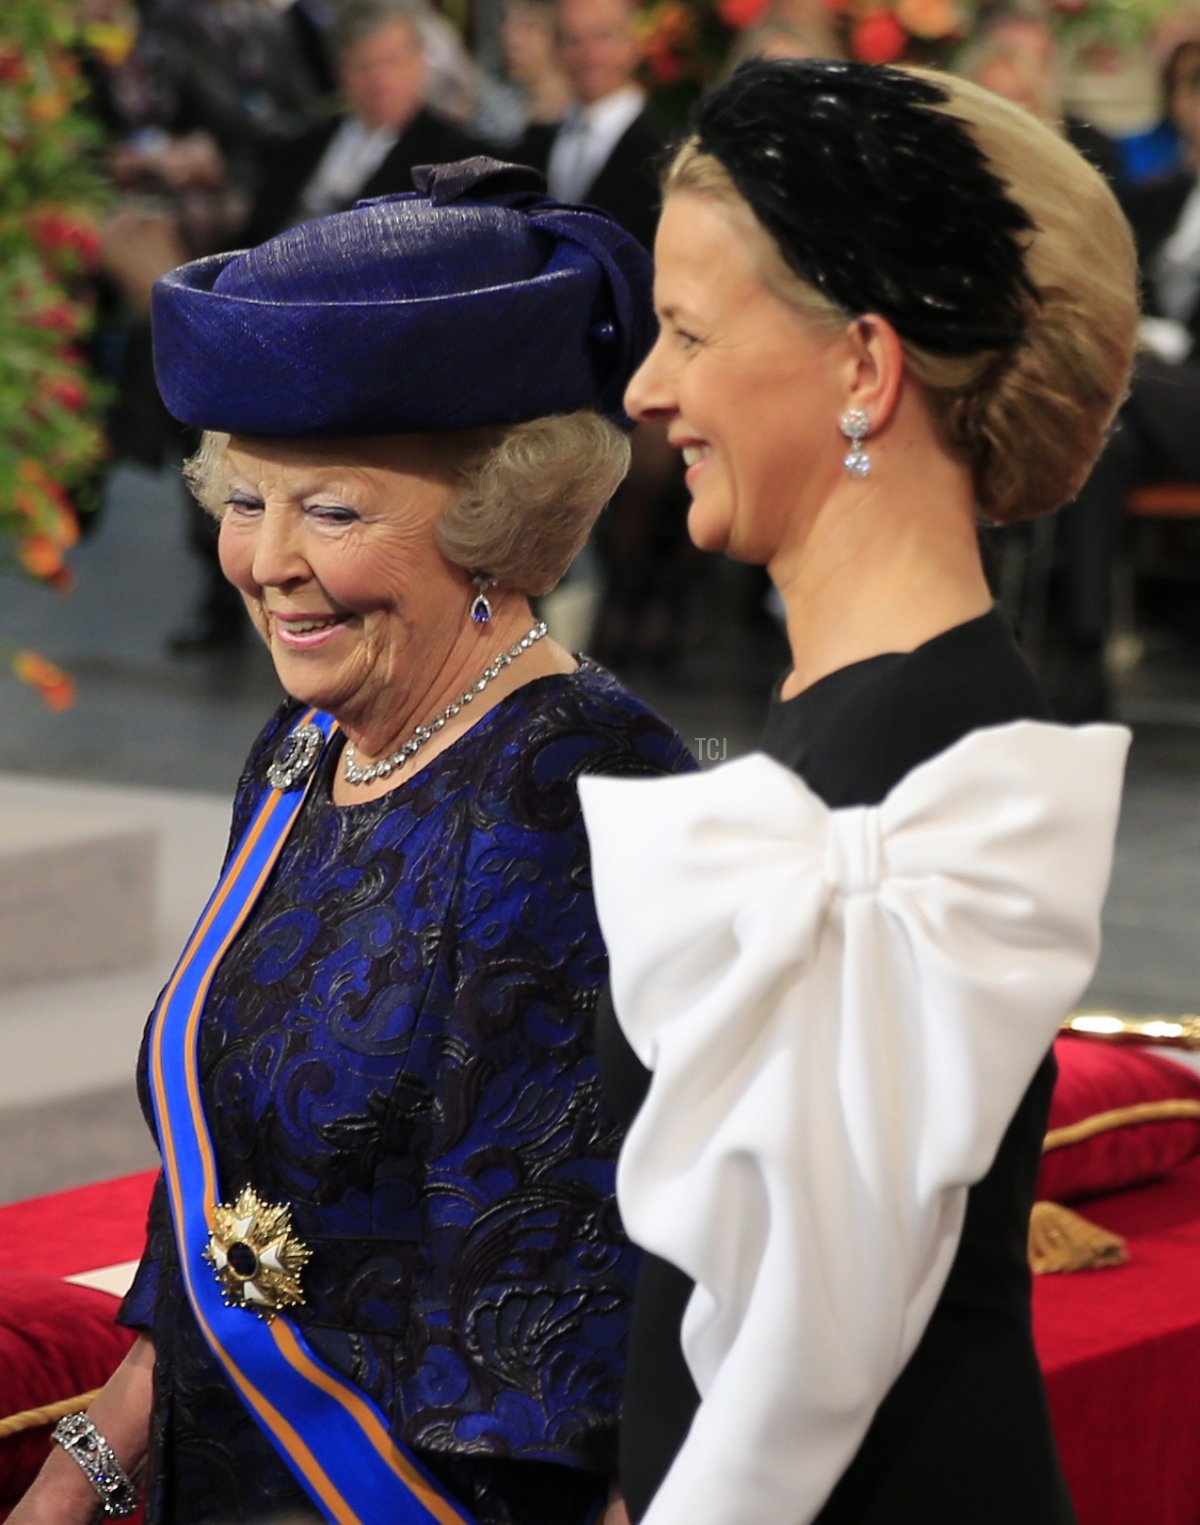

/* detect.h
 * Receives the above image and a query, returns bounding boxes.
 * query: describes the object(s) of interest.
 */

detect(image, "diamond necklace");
[341,620,548,786]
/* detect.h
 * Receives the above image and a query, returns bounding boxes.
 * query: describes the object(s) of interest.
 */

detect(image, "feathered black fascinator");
[691,59,1039,355]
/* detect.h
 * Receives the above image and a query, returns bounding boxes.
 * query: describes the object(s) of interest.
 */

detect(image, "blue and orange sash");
[147,709,476,1525]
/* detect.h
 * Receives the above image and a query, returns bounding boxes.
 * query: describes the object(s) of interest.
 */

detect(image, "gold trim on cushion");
[1043,1099,1200,1153]
[1062,1011,1200,1048]
[0,1387,99,1439]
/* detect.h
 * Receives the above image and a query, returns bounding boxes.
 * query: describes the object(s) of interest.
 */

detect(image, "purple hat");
[151,159,655,435]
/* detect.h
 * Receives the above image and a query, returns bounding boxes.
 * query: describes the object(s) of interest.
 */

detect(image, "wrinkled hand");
[6,1338,153,1525]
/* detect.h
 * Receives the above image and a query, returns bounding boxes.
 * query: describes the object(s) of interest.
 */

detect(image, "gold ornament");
[1062,1010,1200,1050]
[203,1185,311,1321]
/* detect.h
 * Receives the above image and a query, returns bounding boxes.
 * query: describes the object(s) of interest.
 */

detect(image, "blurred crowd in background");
[13,0,1200,721]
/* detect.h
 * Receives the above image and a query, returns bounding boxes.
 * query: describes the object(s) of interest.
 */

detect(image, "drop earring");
[839,409,871,478]
[469,574,495,626]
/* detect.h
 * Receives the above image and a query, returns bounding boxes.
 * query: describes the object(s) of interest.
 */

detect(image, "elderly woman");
[578,61,1137,1524]
[12,159,691,1525]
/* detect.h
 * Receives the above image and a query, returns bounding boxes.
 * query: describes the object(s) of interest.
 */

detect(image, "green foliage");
[1048,0,1175,56]
[0,0,111,704]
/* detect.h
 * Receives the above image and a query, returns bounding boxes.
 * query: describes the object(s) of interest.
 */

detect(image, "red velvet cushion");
[1037,1036,1200,1203]
[0,1270,136,1503]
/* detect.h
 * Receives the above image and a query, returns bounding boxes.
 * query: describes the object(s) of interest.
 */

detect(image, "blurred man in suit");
[520,0,665,252]
[1130,38,1200,339]
[957,3,1125,191]
[968,17,1200,717]
[521,0,695,669]
[1045,34,1200,717]
[244,0,481,246]
[165,0,478,654]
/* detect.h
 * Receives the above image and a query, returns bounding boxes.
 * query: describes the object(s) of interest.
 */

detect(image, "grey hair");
[439,412,630,595]
[331,0,425,59]
[183,412,630,596]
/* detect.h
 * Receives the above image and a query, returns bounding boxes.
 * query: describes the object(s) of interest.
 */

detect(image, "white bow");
[579,720,1129,1524]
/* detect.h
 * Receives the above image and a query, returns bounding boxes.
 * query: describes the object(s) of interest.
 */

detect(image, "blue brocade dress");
[118,662,693,1524]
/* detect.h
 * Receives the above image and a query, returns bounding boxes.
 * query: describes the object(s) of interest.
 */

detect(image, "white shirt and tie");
[1137,174,1200,363]
[546,83,645,205]
[1155,176,1200,324]
[296,118,401,223]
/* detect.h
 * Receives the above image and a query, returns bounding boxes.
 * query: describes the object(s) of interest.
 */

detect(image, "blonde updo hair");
[666,70,1138,524]
[184,411,630,597]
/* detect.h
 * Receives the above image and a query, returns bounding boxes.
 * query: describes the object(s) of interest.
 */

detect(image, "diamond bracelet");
[52,1412,138,1519]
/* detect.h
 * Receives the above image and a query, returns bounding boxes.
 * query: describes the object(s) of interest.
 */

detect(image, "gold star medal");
[203,1185,311,1321]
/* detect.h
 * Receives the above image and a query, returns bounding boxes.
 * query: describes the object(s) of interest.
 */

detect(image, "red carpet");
[0,1170,156,1279]
[1033,1152,1200,1525]
[3,1163,1200,1521]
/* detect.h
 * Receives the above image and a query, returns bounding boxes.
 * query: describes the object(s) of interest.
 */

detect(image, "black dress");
[599,608,1078,1523]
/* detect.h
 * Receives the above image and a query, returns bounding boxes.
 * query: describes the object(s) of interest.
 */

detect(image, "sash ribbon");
[147,708,476,1525]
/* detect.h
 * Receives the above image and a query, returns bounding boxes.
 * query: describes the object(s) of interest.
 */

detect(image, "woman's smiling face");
[624,190,846,567]
[217,434,466,728]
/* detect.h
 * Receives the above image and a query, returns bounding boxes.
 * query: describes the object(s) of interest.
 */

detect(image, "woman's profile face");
[625,191,845,568]
[217,435,466,728]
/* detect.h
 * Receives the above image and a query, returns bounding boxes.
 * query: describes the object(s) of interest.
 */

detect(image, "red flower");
[0,47,28,85]
[29,207,103,266]
[41,373,88,413]
[852,10,909,61]
[718,0,772,27]
[12,651,75,710]
[646,43,684,83]
[29,301,84,338]
[17,534,66,578]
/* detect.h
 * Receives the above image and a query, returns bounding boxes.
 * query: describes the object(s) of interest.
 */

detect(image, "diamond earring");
[469,574,495,626]
[839,409,871,478]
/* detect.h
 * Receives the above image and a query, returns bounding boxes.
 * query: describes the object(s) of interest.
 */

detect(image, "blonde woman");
[580,59,1137,1524]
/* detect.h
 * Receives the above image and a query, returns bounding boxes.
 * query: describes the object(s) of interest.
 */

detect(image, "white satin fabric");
[579,721,1129,1525]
